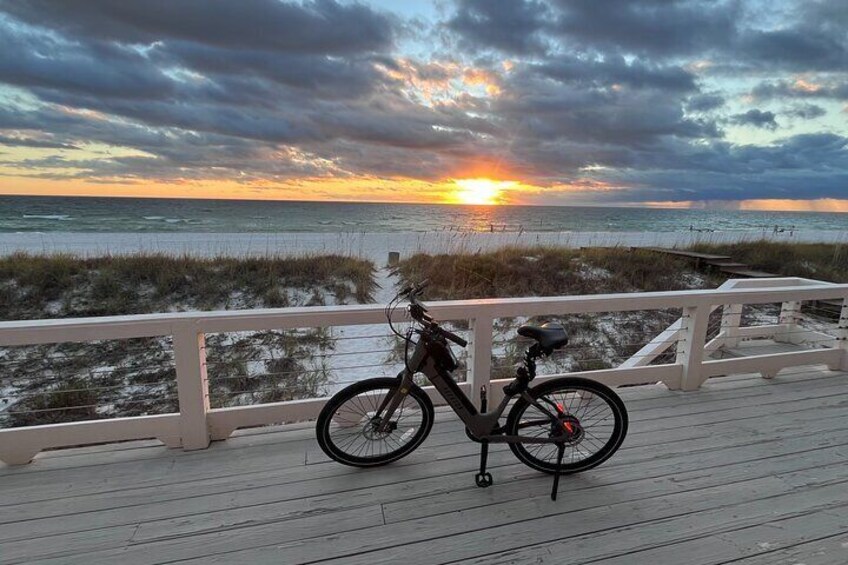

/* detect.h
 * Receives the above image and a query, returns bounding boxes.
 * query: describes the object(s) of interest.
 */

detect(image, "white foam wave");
[22,214,71,220]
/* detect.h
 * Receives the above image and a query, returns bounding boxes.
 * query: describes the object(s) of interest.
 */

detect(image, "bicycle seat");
[517,323,568,351]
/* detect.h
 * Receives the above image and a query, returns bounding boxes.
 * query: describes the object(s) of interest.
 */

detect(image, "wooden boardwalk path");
[643,247,779,278]
[1,366,847,564]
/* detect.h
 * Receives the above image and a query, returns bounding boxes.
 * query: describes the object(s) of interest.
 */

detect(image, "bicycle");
[316,281,628,500]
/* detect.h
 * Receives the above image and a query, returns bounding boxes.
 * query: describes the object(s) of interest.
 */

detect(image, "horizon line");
[2,192,847,214]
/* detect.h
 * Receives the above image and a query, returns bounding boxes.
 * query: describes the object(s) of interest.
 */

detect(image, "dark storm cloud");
[786,104,827,120]
[736,29,847,72]
[0,134,77,149]
[447,0,550,55]
[752,79,848,101]
[448,0,847,73]
[685,93,726,113]
[155,41,380,99]
[550,0,741,57]
[730,109,778,130]
[533,56,697,92]
[1,0,393,54]
[493,68,718,147]
[0,22,174,99]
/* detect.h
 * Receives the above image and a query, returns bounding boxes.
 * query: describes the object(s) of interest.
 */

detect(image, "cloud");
[685,93,725,113]
[730,109,778,130]
[0,134,77,149]
[550,0,741,58]
[785,103,827,120]
[447,0,550,55]
[533,55,697,92]
[752,78,848,101]
[0,0,846,207]
[1,0,394,54]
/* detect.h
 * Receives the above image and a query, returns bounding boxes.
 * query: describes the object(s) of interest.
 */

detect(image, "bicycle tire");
[506,377,627,474]
[316,377,434,467]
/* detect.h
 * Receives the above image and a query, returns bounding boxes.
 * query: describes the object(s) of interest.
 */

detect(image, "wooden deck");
[2,367,848,565]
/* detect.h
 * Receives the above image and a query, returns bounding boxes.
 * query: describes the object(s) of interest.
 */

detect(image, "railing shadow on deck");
[0,277,845,465]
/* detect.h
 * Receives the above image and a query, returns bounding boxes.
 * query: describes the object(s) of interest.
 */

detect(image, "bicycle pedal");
[474,472,493,488]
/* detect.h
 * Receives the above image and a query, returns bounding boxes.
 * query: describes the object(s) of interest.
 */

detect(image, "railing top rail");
[1,281,846,346]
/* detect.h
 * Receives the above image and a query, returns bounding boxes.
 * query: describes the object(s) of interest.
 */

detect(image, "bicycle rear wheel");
[506,377,627,474]
[316,377,434,467]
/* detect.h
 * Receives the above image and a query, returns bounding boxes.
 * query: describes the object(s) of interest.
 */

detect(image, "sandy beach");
[2,229,846,265]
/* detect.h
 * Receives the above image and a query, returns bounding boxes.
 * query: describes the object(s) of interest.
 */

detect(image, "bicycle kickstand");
[474,386,493,488]
[551,442,566,501]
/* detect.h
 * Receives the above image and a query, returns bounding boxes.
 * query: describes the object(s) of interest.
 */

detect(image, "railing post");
[720,303,743,348]
[676,304,710,391]
[173,323,211,450]
[776,300,801,344]
[468,315,493,408]
[836,296,848,372]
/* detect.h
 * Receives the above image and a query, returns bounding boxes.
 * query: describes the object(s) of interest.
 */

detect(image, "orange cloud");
[641,199,848,213]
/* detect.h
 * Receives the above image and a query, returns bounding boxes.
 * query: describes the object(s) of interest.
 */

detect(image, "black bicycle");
[316,281,628,500]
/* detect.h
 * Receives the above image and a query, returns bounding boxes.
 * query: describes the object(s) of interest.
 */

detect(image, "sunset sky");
[0,0,846,210]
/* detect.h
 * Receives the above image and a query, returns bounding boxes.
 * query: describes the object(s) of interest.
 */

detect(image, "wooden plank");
[5,413,847,551]
[167,472,848,565]
[721,267,779,278]
[4,395,847,549]
[727,532,848,565]
[578,502,848,565]
[460,478,848,565]
[704,260,748,267]
[0,371,844,563]
[642,248,732,261]
[13,455,848,564]
[4,376,845,514]
[2,373,845,510]
[7,505,385,565]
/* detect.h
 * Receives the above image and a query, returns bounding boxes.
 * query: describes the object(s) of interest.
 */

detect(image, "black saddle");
[517,322,568,352]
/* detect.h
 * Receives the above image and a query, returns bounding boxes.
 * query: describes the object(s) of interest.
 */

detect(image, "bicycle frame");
[378,334,562,445]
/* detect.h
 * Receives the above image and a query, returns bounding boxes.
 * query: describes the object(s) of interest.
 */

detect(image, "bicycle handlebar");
[401,280,467,348]
[435,325,468,348]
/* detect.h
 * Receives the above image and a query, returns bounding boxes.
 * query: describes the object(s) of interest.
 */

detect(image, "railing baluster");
[468,316,494,408]
[173,324,211,450]
[836,295,848,372]
[776,300,802,344]
[676,304,711,391]
[721,303,743,348]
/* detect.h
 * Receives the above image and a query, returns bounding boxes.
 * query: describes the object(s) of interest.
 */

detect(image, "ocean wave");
[22,214,71,220]
[142,216,196,223]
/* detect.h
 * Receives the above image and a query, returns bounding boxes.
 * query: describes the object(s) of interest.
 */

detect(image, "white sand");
[2,229,845,265]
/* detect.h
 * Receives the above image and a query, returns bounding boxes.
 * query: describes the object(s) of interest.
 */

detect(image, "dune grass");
[396,246,717,381]
[0,252,376,320]
[396,245,713,300]
[690,241,848,282]
[0,252,376,427]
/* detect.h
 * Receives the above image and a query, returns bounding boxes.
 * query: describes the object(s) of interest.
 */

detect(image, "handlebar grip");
[441,328,468,348]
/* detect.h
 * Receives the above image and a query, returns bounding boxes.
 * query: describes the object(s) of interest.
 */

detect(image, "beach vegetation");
[397,246,710,379]
[691,241,848,282]
[0,252,376,319]
[0,253,375,428]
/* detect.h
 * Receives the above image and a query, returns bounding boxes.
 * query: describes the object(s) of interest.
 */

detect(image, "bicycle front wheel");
[506,377,628,474]
[316,377,434,467]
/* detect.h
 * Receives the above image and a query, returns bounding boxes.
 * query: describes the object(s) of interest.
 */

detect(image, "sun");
[451,178,515,205]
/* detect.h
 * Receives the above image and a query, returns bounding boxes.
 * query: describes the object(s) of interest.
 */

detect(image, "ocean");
[1,195,845,234]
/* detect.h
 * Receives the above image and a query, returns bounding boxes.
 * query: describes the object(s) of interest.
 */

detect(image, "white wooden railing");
[0,277,845,465]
